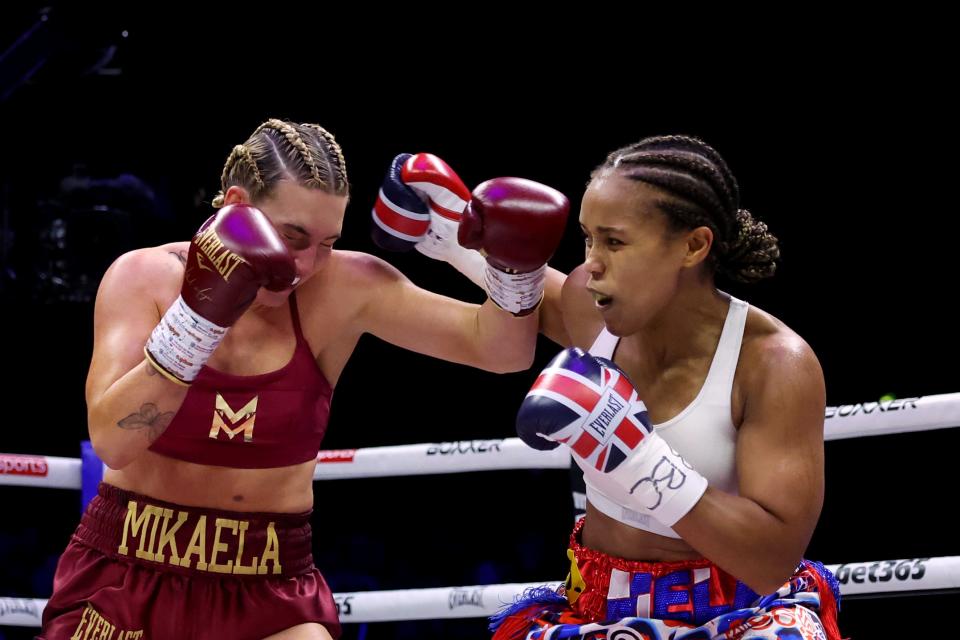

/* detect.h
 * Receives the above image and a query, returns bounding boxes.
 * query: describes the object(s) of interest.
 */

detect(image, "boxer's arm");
[672,334,826,594]
[353,252,537,373]
[86,249,189,469]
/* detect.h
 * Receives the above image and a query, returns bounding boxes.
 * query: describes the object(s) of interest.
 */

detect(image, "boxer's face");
[579,173,693,336]
[224,182,347,307]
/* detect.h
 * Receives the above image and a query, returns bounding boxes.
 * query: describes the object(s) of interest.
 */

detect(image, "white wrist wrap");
[579,433,708,527]
[484,263,547,315]
[144,295,228,384]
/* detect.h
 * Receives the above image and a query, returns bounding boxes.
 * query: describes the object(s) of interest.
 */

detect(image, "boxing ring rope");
[2,392,959,628]
[4,557,960,627]
[5,393,958,489]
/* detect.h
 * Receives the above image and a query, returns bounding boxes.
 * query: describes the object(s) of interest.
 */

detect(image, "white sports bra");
[584,295,748,537]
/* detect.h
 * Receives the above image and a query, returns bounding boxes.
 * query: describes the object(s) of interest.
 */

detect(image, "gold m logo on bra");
[209,394,258,442]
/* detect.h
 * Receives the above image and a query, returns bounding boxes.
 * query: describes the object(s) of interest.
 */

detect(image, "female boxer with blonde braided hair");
[39,118,569,639]
[494,135,843,639]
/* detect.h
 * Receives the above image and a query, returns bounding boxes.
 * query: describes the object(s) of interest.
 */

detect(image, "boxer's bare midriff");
[105,455,317,513]
[582,502,702,562]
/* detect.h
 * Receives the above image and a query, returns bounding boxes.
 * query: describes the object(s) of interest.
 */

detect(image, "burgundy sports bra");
[148,293,332,468]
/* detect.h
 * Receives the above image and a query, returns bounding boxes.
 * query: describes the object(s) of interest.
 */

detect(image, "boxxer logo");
[426,440,503,455]
[825,397,919,419]
[209,394,258,442]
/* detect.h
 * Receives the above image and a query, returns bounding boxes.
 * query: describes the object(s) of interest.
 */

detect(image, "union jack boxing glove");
[517,347,707,526]
[371,153,568,315]
[371,152,487,288]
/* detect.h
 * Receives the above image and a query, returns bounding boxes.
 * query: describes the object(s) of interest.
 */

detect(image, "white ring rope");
[823,393,960,440]
[312,438,570,480]
[3,393,958,628]
[3,556,959,627]
[0,454,81,489]
[3,392,959,489]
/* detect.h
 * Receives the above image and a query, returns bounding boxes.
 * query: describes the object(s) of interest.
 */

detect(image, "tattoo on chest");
[118,403,176,442]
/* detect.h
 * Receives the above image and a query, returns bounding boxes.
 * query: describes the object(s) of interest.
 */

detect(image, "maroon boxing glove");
[459,177,569,315]
[145,204,296,384]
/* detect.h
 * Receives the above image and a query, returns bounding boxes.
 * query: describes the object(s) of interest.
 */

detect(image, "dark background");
[1,6,956,638]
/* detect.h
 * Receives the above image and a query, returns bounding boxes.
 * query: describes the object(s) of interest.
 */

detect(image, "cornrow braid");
[598,135,779,283]
[301,123,349,194]
[722,208,780,284]
[214,118,350,208]
[257,118,323,187]
[212,144,264,208]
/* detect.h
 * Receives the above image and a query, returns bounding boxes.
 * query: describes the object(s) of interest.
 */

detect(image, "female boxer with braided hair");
[494,135,843,639]
[39,118,568,639]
